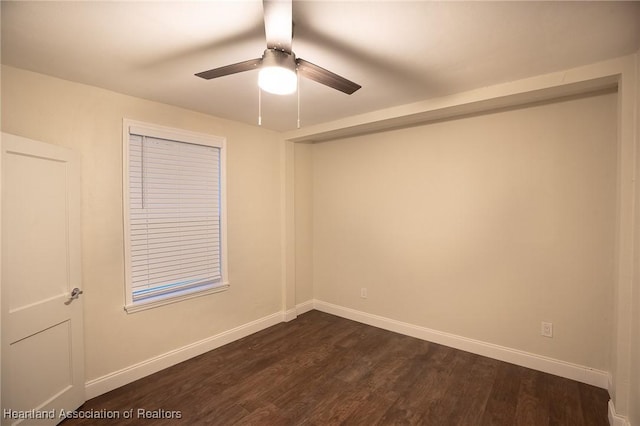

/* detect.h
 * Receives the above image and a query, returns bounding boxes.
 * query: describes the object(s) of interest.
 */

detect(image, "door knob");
[65,287,83,304]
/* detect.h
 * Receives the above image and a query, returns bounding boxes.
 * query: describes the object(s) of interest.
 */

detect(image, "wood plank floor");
[61,311,609,425]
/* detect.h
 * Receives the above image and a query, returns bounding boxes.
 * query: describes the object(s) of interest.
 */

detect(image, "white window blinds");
[125,125,227,309]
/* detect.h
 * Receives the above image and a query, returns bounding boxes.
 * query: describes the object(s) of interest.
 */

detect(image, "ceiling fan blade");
[296,58,361,95]
[195,58,262,80]
[263,0,292,53]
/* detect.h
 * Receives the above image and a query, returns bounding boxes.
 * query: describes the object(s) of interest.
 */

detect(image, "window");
[123,120,228,312]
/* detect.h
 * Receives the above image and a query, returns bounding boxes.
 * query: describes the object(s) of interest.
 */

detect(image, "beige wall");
[1,66,283,381]
[294,143,313,304]
[312,92,617,370]
[630,53,640,425]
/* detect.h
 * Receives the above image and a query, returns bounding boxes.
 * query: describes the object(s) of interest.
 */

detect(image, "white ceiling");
[2,1,639,132]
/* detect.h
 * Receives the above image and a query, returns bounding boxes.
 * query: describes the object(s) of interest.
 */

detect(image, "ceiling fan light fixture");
[258,49,297,95]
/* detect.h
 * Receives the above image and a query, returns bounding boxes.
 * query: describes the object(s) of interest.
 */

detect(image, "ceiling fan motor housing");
[259,49,298,95]
[262,48,297,72]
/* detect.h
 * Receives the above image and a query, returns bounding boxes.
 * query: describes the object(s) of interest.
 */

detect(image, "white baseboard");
[609,399,630,426]
[313,299,609,389]
[85,311,283,399]
[282,301,315,322]
[295,300,314,315]
[85,300,613,408]
[282,307,297,322]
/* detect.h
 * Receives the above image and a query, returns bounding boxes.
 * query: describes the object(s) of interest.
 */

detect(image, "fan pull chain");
[297,75,300,129]
[258,87,262,126]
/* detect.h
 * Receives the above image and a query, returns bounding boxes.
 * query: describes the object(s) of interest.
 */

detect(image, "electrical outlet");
[360,288,368,299]
[541,321,553,338]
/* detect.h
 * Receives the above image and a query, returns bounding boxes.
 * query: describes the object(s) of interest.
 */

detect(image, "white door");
[1,133,84,426]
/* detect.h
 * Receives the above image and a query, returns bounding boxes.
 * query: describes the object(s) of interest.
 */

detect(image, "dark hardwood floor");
[61,310,609,425]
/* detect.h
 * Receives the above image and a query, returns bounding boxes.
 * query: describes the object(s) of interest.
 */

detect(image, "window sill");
[124,283,230,314]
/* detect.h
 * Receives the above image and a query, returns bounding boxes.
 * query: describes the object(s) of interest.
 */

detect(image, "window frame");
[122,119,229,313]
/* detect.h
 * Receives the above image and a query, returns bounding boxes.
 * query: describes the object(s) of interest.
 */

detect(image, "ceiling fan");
[195,0,361,96]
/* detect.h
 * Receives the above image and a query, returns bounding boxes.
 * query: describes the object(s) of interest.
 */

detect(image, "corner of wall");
[293,142,314,304]
[281,139,296,317]
[608,51,639,421]
[609,399,631,426]
[626,48,640,426]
